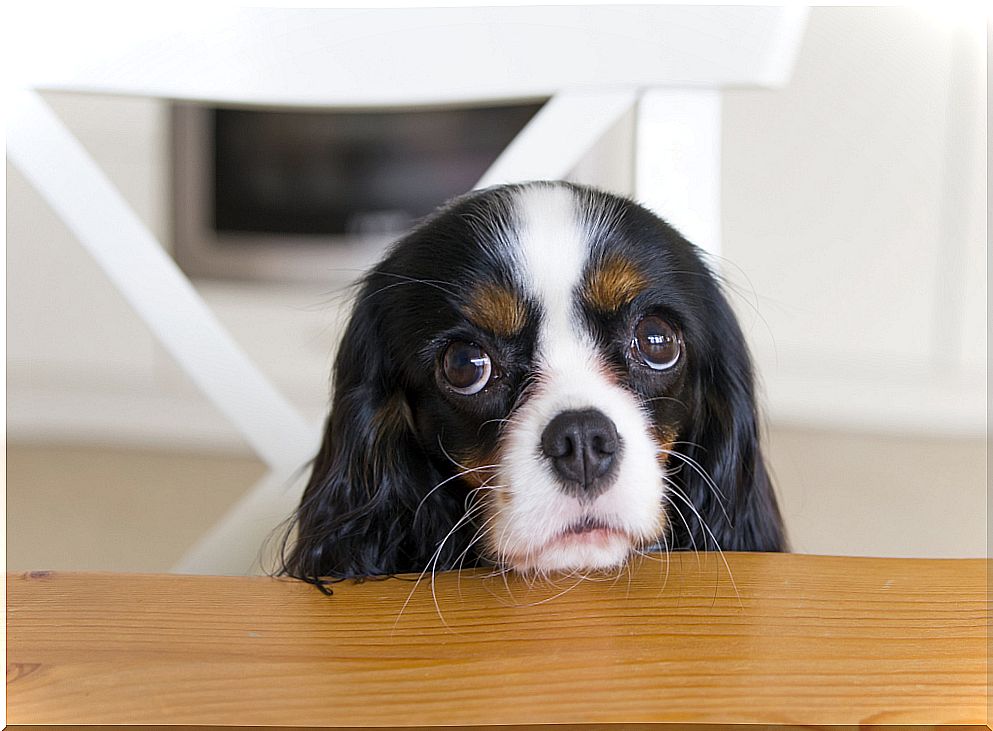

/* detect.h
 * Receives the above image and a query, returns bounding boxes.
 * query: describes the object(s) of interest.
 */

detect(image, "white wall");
[722,6,986,436]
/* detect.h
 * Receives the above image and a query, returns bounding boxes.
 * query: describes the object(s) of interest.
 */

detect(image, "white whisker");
[664,483,741,608]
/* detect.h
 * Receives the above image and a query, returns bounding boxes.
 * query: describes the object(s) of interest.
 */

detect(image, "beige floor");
[6,427,987,573]
[765,427,986,558]
[6,444,266,572]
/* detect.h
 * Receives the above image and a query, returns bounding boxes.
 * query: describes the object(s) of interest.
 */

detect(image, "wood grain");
[6,554,988,726]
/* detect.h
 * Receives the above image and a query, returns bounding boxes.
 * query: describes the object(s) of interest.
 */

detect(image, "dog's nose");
[540,409,620,497]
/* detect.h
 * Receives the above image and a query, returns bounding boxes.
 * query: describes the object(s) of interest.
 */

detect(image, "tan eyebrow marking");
[584,255,648,312]
[462,283,528,337]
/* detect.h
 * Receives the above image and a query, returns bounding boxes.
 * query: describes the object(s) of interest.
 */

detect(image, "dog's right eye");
[442,341,493,395]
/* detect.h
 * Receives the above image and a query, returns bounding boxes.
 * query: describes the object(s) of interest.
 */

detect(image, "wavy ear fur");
[669,285,786,553]
[278,286,470,585]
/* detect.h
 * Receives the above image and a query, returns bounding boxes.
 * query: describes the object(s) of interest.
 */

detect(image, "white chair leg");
[173,466,310,575]
[7,89,321,574]
[476,89,638,188]
[635,88,722,262]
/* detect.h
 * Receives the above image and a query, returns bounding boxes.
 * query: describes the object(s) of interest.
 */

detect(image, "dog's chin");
[504,526,634,575]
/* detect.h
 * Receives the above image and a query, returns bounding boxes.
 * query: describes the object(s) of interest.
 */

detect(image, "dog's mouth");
[500,515,635,572]
[557,515,622,539]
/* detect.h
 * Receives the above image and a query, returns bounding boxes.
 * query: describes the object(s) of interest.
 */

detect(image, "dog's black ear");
[278,283,467,585]
[669,287,787,553]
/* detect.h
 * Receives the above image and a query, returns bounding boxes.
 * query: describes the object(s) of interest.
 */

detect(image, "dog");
[279,181,785,587]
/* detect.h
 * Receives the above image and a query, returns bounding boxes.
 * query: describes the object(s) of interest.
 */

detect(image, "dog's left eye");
[632,315,682,370]
[442,341,493,394]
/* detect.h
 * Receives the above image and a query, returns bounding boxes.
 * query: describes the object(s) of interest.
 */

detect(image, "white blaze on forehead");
[511,184,593,369]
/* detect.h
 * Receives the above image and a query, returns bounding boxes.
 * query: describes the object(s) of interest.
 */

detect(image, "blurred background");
[6,5,987,572]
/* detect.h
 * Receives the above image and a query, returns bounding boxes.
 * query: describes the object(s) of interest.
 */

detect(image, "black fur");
[279,182,785,588]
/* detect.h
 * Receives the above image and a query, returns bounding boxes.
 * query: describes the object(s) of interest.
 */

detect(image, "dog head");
[280,181,784,584]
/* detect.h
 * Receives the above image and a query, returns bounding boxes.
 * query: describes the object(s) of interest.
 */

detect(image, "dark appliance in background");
[172,101,545,282]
